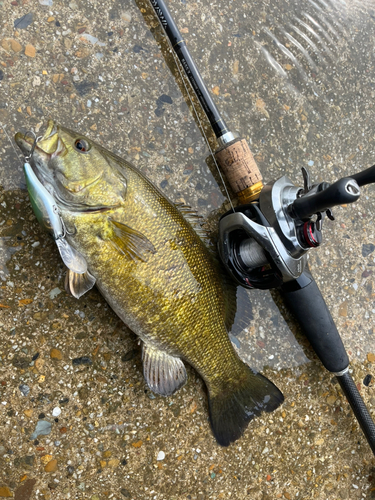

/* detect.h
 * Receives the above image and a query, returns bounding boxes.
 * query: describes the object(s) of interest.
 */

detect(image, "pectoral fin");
[65,268,96,299]
[108,218,156,262]
[142,343,187,396]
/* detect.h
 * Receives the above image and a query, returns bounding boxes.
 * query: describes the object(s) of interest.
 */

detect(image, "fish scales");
[15,120,283,446]
[68,166,238,385]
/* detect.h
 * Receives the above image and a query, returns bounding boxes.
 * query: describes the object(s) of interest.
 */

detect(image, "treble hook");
[24,130,42,162]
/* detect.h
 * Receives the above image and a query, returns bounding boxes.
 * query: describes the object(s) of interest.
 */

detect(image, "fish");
[15,120,284,446]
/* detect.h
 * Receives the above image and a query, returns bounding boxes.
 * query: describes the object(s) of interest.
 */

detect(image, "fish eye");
[74,138,90,153]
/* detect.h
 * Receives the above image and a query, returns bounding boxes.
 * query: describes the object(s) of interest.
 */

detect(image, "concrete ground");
[1,0,375,498]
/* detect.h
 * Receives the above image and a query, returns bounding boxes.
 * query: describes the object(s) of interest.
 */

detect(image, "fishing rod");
[148,0,263,205]
[146,0,375,454]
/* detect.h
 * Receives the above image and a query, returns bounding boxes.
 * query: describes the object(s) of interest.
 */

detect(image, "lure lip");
[15,129,58,205]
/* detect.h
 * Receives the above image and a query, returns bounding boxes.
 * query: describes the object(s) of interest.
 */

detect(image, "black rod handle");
[280,269,375,456]
[279,269,349,372]
[337,371,375,455]
[350,164,375,187]
[288,177,360,220]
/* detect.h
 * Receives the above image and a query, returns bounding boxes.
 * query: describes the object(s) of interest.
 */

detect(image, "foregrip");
[279,269,349,373]
[215,138,263,203]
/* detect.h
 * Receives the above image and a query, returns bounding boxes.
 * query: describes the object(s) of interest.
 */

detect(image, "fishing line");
[169,46,235,212]
[159,33,235,212]
[148,0,264,206]
[0,123,23,163]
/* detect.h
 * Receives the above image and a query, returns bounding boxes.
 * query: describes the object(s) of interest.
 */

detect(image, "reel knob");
[299,220,322,248]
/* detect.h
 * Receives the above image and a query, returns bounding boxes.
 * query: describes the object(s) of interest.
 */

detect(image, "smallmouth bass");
[15,120,283,446]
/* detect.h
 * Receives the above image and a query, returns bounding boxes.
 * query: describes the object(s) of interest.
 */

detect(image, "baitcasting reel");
[218,163,375,456]
[218,164,375,290]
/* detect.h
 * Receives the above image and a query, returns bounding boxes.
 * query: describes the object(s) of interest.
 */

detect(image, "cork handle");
[215,138,263,203]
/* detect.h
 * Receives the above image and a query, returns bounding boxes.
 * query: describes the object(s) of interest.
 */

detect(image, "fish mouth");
[15,120,66,160]
[15,121,63,194]
[40,120,57,141]
[15,120,120,214]
[36,120,67,159]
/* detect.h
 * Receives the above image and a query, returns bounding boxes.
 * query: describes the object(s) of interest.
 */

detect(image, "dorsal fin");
[210,259,239,334]
[174,203,239,332]
[228,285,253,336]
[174,202,211,243]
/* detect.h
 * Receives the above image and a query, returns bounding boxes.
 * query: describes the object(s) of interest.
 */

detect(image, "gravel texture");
[1,0,375,498]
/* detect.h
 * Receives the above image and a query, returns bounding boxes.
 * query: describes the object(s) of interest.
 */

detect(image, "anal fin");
[142,343,187,396]
[65,268,96,299]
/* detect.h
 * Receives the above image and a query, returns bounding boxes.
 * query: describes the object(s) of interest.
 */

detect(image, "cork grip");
[215,138,263,203]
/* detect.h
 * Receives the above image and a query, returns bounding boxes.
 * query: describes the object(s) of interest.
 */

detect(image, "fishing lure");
[22,130,88,275]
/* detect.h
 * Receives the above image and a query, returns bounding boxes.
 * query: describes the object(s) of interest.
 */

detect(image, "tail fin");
[208,364,284,447]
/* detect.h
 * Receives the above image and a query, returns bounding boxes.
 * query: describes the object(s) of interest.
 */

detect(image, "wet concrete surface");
[1,0,375,498]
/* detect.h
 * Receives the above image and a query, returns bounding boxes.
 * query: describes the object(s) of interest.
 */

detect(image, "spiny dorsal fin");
[108,218,156,262]
[174,202,211,242]
[64,268,96,299]
[142,343,187,396]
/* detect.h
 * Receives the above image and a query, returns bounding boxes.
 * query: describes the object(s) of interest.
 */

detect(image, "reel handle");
[288,177,360,220]
[350,164,375,187]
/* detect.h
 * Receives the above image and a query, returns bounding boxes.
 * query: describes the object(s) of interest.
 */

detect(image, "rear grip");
[280,269,349,373]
